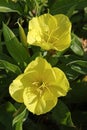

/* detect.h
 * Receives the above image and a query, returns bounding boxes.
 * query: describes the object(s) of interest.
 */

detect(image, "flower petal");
[27,13,71,51]
[43,68,56,83]
[9,74,24,103]
[23,87,46,115]
[24,57,51,74]
[43,66,70,97]
[23,87,57,115]
[9,57,70,115]
[27,13,57,49]
[21,70,40,87]
[53,14,71,51]
[50,67,70,97]
[42,88,57,113]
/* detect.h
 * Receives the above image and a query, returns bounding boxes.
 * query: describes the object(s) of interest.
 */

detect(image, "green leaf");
[70,33,84,56]
[72,111,87,130]
[57,55,81,80]
[59,64,80,80]
[66,5,76,18]
[0,43,2,53]
[13,108,27,126]
[23,118,39,130]
[0,6,20,13]
[0,53,13,62]
[15,121,23,130]
[59,125,76,130]
[13,105,28,130]
[0,74,14,102]
[71,64,87,74]
[0,59,21,74]
[49,0,87,15]
[47,55,59,66]
[0,102,16,130]
[65,82,87,103]
[0,0,22,14]
[67,60,87,67]
[0,122,5,130]
[66,59,87,74]
[3,23,30,70]
[50,100,74,127]
[0,31,2,53]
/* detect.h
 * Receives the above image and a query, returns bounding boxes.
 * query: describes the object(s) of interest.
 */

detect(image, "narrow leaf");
[0,102,16,130]
[50,100,74,127]
[0,6,21,14]
[50,0,87,15]
[3,23,30,69]
[70,33,84,56]
[0,0,22,14]
[0,59,21,74]
[13,108,27,126]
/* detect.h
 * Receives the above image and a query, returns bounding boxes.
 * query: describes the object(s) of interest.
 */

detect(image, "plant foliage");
[0,0,87,130]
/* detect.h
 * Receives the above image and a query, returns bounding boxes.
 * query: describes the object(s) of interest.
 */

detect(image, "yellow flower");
[9,57,70,115]
[27,13,71,51]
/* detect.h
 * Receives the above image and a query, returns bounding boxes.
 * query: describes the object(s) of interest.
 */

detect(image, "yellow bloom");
[9,57,70,115]
[27,13,71,51]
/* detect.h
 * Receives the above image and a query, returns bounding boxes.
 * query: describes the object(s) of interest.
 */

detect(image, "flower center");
[32,81,46,96]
